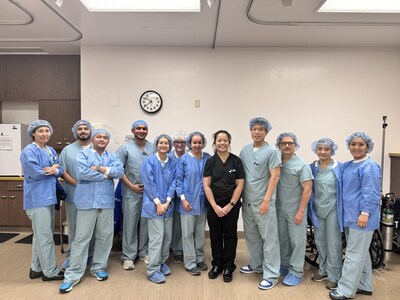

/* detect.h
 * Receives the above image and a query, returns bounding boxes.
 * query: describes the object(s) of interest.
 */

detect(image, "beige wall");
[81,47,400,225]
[1,102,38,124]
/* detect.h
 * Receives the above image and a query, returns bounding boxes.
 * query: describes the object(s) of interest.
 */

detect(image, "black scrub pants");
[207,199,241,272]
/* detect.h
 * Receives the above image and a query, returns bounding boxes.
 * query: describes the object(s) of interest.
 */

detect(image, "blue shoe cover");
[283,274,303,286]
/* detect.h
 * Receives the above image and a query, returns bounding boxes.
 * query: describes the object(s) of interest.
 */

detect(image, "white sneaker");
[139,256,149,265]
[258,279,276,290]
[123,260,135,270]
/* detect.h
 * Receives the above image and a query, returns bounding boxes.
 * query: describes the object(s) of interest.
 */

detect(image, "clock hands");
[142,96,153,108]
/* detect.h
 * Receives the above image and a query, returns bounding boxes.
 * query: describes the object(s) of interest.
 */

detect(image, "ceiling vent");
[282,0,293,6]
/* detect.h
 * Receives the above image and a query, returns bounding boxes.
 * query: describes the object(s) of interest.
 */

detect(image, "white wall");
[81,47,400,229]
[1,102,38,125]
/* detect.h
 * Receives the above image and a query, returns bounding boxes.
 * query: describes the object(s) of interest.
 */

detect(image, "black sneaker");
[29,268,43,280]
[187,267,201,276]
[173,254,183,263]
[42,271,64,281]
[356,289,372,296]
[197,262,208,271]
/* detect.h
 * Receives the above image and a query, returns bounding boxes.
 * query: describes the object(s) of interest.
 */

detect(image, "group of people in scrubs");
[20,117,380,298]
[21,119,124,293]
[238,120,314,290]
[328,133,381,300]
[238,118,380,300]
[60,127,124,293]
[305,133,380,300]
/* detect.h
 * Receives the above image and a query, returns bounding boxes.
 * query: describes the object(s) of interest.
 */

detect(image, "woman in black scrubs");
[203,130,245,282]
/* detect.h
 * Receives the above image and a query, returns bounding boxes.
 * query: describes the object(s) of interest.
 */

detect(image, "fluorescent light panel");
[319,0,400,13]
[80,0,201,12]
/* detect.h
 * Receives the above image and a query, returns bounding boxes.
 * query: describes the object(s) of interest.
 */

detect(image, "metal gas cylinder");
[382,207,394,225]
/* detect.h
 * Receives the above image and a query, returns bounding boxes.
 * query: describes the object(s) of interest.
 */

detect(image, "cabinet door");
[0,181,7,190]
[0,190,10,226]
[8,180,23,191]
[0,180,64,228]
[39,100,81,151]
[39,100,64,150]
[390,156,400,197]
[63,100,81,147]
[8,191,31,227]
[0,191,29,226]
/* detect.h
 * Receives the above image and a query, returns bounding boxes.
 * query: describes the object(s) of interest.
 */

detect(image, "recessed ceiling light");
[80,0,201,12]
[318,0,400,13]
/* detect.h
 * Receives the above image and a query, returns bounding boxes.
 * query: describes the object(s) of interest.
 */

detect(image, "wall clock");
[139,90,163,114]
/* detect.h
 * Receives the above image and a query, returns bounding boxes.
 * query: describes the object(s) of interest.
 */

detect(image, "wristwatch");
[230,201,235,207]
[96,165,101,171]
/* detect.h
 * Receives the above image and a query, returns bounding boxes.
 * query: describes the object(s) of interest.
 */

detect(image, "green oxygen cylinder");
[382,206,395,225]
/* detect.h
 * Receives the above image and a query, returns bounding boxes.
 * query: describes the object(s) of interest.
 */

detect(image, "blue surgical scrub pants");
[26,205,60,277]
[242,202,280,283]
[337,228,373,297]
[64,208,113,282]
[171,209,183,256]
[65,201,95,260]
[147,217,173,276]
[181,212,206,270]
[314,208,342,282]
[121,196,148,261]
[277,211,307,278]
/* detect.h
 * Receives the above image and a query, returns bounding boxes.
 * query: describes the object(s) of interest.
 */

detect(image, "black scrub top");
[203,153,245,202]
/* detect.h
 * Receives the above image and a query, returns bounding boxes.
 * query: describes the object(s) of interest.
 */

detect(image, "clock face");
[140,90,163,114]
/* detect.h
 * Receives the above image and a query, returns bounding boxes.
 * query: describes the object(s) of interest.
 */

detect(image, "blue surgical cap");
[131,120,148,129]
[249,117,272,132]
[186,131,207,150]
[311,138,338,156]
[92,128,111,140]
[276,132,300,150]
[172,130,188,142]
[153,134,173,153]
[71,120,93,139]
[345,132,374,153]
[28,119,53,137]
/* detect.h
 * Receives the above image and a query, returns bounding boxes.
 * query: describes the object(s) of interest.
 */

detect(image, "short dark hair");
[212,130,232,153]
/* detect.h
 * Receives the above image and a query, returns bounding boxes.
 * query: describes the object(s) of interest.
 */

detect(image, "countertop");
[0,177,24,181]
[0,177,64,182]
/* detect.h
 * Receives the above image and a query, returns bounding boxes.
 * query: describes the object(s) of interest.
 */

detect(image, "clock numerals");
[140,90,163,114]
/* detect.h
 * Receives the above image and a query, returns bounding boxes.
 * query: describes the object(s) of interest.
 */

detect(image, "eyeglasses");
[279,142,295,146]
[174,141,186,144]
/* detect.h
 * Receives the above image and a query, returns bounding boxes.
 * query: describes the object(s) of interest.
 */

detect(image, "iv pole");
[381,116,388,190]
